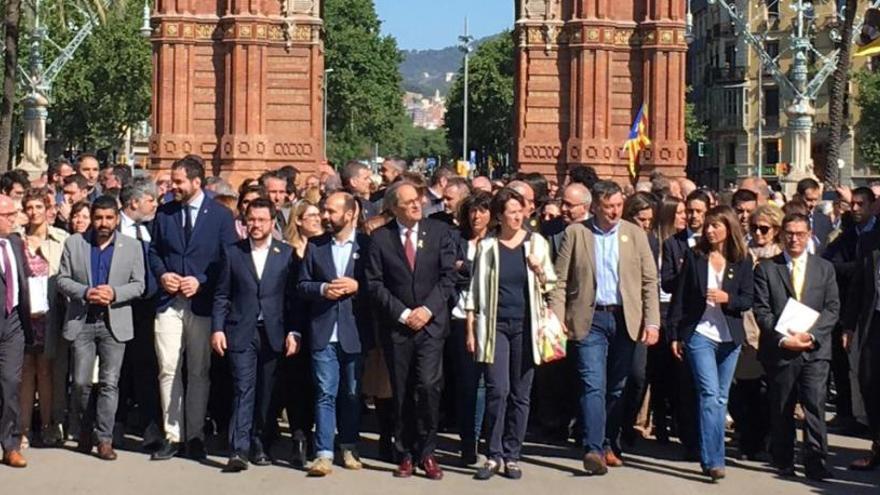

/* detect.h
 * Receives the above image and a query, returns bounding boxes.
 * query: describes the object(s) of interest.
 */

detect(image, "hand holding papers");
[774,298,820,336]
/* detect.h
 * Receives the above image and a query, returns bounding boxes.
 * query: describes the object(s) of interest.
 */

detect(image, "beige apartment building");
[688,0,874,188]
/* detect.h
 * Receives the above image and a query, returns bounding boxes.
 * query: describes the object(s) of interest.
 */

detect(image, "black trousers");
[729,377,769,455]
[830,325,853,418]
[484,319,534,461]
[859,315,880,445]
[272,344,314,441]
[0,311,24,452]
[389,328,445,461]
[767,357,830,467]
[115,299,161,433]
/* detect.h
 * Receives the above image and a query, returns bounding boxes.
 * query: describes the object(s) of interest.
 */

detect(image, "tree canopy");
[444,31,514,167]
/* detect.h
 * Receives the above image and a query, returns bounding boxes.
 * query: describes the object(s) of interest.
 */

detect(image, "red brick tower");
[149,0,324,180]
[515,0,687,182]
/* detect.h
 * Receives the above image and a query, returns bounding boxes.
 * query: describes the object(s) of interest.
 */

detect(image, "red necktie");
[404,229,416,271]
[0,240,13,315]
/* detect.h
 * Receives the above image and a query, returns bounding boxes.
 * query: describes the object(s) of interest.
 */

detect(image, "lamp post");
[323,68,333,161]
[459,17,474,165]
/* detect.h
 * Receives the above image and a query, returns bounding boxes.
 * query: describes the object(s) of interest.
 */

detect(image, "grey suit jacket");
[57,232,146,342]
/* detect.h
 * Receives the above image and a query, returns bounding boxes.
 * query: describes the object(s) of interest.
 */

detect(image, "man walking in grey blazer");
[57,196,145,460]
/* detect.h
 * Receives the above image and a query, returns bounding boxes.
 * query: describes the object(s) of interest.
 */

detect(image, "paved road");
[6,431,879,495]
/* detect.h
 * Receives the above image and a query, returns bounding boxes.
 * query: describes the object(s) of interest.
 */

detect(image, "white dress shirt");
[182,190,205,228]
[119,211,151,243]
[395,220,430,323]
[0,237,19,309]
[251,239,270,321]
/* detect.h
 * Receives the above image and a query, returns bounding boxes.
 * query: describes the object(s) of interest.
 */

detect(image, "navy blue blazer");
[148,195,238,316]
[212,238,296,353]
[297,232,374,354]
[667,249,755,346]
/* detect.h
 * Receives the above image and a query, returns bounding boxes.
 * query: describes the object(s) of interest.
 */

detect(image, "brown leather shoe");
[420,455,443,480]
[97,441,118,461]
[393,456,414,478]
[582,452,608,475]
[3,450,27,468]
[605,450,624,467]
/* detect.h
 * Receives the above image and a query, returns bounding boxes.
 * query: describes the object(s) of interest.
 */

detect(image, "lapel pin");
[353,252,360,260]
[272,246,280,254]
[620,234,629,243]
[418,240,424,249]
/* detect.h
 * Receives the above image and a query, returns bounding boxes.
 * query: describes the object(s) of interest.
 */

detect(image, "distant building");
[403,91,446,130]
[688,0,871,188]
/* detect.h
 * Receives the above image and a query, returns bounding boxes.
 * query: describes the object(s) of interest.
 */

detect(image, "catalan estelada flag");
[623,103,651,180]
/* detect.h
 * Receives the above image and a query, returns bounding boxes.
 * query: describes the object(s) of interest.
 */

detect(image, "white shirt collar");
[250,238,271,252]
[186,190,205,210]
[397,220,419,234]
[784,250,808,266]
[333,229,357,246]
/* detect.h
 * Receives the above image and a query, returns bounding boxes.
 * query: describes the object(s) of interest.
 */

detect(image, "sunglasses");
[749,224,772,235]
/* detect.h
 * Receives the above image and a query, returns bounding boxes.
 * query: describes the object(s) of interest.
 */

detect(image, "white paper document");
[774,297,820,336]
[28,276,49,314]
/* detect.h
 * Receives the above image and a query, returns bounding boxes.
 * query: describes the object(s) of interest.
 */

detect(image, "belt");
[595,304,623,313]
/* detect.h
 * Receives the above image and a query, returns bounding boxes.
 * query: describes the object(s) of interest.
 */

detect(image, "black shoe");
[224,453,249,472]
[290,435,307,468]
[474,458,502,480]
[776,465,797,478]
[250,446,271,466]
[460,442,478,466]
[805,462,834,482]
[150,440,182,461]
[187,438,207,461]
[505,461,523,480]
[378,437,394,463]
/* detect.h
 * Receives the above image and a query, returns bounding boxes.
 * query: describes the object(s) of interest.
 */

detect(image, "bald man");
[0,195,32,468]
[472,176,492,193]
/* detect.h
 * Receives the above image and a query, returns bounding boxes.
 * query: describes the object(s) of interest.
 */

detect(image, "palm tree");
[825,0,858,187]
[0,0,108,171]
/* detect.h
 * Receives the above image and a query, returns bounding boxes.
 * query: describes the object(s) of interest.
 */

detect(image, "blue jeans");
[685,332,741,470]
[571,310,636,454]
[312,343,363,460]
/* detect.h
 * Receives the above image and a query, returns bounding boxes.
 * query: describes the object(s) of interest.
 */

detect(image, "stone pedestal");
[514,0,687,183]
[19,92,49,179]
[780,98,816,196]
[149,0,324,181]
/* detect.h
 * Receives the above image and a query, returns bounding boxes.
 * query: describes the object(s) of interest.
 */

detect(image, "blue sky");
[373,0,514,50]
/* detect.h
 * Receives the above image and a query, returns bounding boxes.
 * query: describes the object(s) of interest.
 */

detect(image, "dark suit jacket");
[667,250,754,345]
[297,232,374,354]
[0,234,32,344]
[365,218,456,341]
[811,210,833,255]
[149,194,238,316]
[212,238,296,353]
[843,231,880,350]
[661,229,691,295]
[754,254,840,366]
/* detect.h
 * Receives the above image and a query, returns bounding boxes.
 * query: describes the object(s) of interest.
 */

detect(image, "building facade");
[688,0,872,189]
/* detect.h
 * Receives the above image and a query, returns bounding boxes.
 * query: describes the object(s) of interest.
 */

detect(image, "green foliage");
[46,0,151,150]
[401,123,449,162]
[855,69,880,167]
[684,87,707,145]
[444,31,514,164]
[324,0,406,164]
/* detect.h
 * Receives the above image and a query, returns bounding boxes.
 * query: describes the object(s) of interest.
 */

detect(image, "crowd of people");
[0,153,879,485]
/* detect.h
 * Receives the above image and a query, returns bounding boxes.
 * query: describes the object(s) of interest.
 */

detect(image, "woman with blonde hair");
[284,200,323,257]
[729,203,783,461]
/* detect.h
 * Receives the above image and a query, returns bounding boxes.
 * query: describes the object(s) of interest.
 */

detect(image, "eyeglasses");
[783,230,810,240]
[749,224,772,235]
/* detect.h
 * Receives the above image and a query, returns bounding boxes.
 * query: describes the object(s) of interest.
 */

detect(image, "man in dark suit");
[211,198,298,471]
[148,156,238,461]
[0,195,32,468]
[298,191,374,477]
[365,181,455,480]
[660,189,709,459]
[754,212,840,481]
[843,208,880,471]
[795,178,833,255]
[57,196,146,461]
